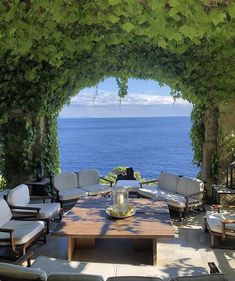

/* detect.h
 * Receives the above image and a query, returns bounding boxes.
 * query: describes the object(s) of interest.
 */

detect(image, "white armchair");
[7,184,62,233]
[0,198,46,257]
[205,205,235,248]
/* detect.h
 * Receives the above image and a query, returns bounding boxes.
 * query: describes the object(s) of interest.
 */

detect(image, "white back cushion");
[177,177,204,198]
[52,173,78,191]
[7,184,30,206]
[0,262,47,280]
[0,198,12,226]
[77,169,100,187]
[158,172,179,193]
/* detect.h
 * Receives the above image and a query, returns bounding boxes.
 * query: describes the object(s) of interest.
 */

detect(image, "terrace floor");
[29,205,235,281]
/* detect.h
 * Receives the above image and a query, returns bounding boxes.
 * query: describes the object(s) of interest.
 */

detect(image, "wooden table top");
[53,197,174,239]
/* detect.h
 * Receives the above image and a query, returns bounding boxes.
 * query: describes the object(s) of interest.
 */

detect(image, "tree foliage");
[0,0,235,184]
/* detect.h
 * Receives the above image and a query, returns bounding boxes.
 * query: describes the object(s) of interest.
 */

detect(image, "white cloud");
[70,90,190,106]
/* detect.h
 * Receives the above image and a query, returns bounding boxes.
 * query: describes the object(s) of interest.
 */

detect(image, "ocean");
[57,117,199,179]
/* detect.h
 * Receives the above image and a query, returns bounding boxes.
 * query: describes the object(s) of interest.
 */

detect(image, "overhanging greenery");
[0,0,235,185]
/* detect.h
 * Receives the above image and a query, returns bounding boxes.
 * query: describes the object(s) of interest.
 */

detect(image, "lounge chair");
[0,198,46,257]
[205,205,235,248]
[6,184,62,233]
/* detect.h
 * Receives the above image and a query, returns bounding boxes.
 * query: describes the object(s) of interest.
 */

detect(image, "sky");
[59,78,192,118]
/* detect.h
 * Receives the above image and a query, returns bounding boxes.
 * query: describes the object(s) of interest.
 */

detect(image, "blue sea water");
[58,117,199,179]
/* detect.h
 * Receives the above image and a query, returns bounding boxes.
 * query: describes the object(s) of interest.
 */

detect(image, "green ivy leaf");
[122,22,135,32]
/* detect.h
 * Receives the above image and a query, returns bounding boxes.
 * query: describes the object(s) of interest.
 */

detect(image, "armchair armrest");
[9,205,41,219]
[0,227,14,233]
[100,176,113,187]
[221,218,235,224]
[51,185,60,198]
[140,179,158,188]
[212,205,235,213]
[14,251,33,266]
[0,227,15,252]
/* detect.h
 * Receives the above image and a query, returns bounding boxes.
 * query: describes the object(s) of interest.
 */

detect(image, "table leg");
[152,238,157,265]
[68,237,76,261]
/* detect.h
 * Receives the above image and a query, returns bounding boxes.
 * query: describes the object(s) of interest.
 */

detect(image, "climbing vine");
[0,1,235,185]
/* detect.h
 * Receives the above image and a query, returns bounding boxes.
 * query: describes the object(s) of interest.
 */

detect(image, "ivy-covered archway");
[0,1,235,194]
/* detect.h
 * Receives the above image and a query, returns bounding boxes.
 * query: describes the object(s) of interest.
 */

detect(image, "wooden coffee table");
[53,197,174,265]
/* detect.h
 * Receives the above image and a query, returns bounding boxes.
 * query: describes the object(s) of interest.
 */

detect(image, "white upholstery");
[206,211,235,236]
[0,198,12,226]
[177,177,204,199]
[29,203,61,219]
[52,173,78,191]
[77,169,100,187]
[81,184,112,196]
[158,172,179,193]
[0,220,45,245]
[58,188,87,201]
[7,184,30,206]
[0,262,47,280]
[139,185,158,199]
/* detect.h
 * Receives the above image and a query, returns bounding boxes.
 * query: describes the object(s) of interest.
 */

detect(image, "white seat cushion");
[52,173,78,191]
[177,177,204,199]
[0,262,47,280]
[59,188,87,201]
[81,184,112,196]
[0,198,12,226]
[138,185,158,199]
[0,220,45,245]
[28,203,61,219]
[158,172,179,193]
[77,169,100,187]
[206,211,235,236]
[7,184,30,206]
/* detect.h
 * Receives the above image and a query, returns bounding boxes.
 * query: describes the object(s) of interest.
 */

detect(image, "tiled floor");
[29,207,235,281]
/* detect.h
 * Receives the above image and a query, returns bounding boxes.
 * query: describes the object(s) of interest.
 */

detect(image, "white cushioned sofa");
[139,172,205,219]
[52,169,112,207]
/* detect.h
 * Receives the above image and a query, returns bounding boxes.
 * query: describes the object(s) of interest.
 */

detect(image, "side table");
[115,180,140,196]
[25,178,51,197]
[212,184,235,205]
